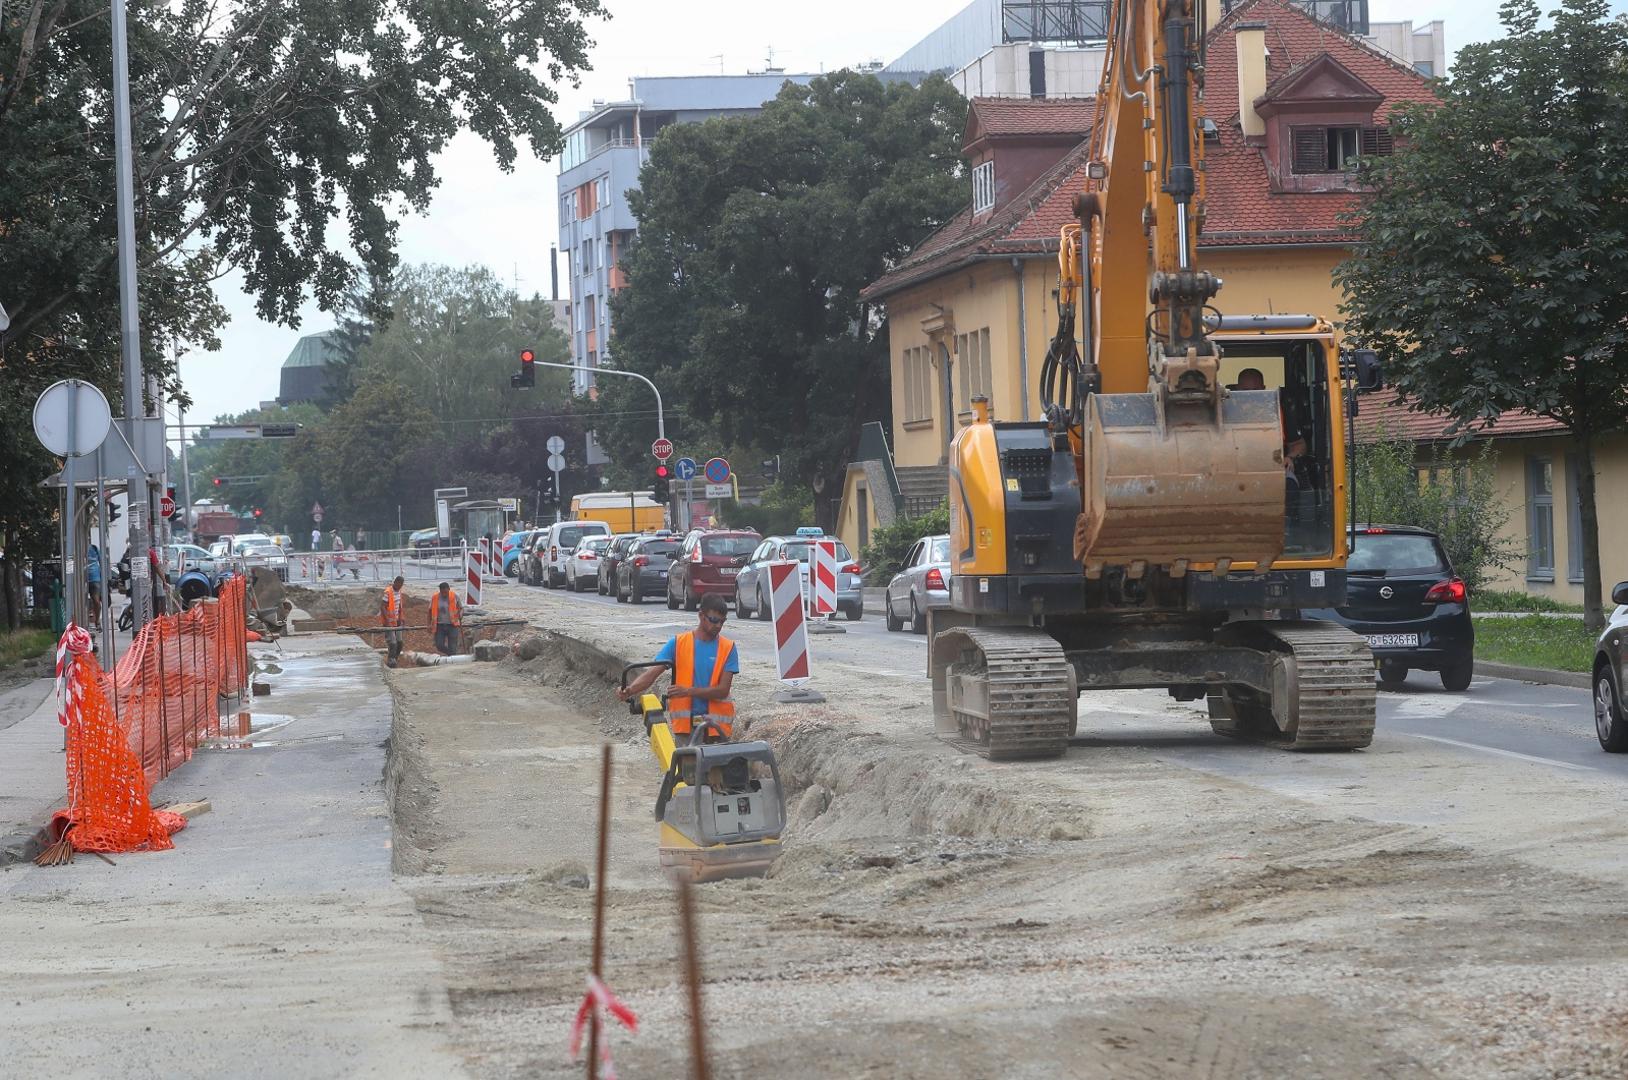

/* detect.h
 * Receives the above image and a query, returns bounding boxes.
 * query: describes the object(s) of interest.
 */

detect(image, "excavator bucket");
[1074,389,1286,575]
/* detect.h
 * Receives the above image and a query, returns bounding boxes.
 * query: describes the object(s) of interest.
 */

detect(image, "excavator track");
[1212,621,1376,750]
[934,627,1076,760]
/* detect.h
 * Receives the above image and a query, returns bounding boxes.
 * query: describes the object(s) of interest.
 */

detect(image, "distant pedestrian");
[85,544,103,632]
[429,581,461,656]
[381,575,406,667]
[354,527,366,551]
[311,527,322,552]
[331,530,346,578]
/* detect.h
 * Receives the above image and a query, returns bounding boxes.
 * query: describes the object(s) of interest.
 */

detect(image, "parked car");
[597,534,641,596]
[234,540,289,582]
[734,533,864,622]
[615,536,681,604]
[161,543,218,577]
[666,530,760,611]
[565,535,615,592]
[502,529,538,577]
[1300,525,1475,691]
[884,534,952,634]
[1593,581,1628,751]
[539,520,611,588]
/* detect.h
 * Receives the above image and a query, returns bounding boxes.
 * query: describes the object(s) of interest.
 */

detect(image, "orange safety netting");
[107,575,251,787]
[50,576,251,854]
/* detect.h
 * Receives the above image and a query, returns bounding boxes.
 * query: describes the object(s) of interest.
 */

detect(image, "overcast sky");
[177,0,1607,423]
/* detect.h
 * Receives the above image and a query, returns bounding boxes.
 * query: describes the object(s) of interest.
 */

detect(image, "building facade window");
[597,175,611,208]
[902,346,932,424]
[955,327,994,413]
[1291,125,1392,173]
[972,161,995,214]
[1566,455,1585,584]
[1526,455,1555,581]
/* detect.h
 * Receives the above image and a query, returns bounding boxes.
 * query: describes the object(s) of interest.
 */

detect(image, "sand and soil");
[381,586,1628,1079]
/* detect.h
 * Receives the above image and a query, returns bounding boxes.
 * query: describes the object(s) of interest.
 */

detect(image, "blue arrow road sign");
[673,457,697,481]
[704,457,731,484]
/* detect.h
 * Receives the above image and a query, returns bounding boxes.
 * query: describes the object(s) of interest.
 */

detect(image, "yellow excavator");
[933,0,1381,758]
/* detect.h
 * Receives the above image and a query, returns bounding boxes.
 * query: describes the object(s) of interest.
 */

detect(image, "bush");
[1472,588,1583,614]
[862,502,951,585]
[1353,430,1521,592]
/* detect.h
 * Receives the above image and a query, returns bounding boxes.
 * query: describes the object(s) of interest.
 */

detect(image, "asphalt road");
[499,573,1611,782]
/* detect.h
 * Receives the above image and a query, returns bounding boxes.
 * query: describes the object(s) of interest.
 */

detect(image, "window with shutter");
[1360,125,1394,156]
[1291,128,1325,174]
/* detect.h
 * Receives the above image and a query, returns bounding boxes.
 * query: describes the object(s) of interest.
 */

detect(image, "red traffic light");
[252,507,263,518]
[520,348,535,363]
[212,477,222,486]
[655,464,669,478]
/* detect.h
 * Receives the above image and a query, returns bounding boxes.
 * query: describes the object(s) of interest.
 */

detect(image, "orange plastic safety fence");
[104,575,252,788]
[53,649,186,854]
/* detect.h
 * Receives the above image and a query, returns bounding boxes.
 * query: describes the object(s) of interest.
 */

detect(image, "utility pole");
[112,0,152,628]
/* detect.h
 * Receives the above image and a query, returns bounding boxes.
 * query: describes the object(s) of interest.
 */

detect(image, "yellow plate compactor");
[622,663,785,882]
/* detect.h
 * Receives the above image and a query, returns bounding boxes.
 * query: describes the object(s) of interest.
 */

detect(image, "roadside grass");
[1473,588,1585,614]
[1472,615,1595,673]
[0,628,55,671]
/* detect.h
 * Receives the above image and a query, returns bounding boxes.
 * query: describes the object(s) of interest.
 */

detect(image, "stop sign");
[651,437,674,461]
[159,493,176,518]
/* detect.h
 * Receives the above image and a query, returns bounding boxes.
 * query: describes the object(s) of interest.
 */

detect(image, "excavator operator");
[617,593,740,740]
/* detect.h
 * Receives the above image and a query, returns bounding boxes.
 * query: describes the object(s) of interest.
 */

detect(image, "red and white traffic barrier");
[768,560,824,702]
[465,541,482,607]
[811,539,838,616]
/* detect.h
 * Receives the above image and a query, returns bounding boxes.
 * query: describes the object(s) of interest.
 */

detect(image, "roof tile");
[1353,387,1568,443]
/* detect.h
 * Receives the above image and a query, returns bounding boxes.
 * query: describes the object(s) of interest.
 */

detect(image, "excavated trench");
[379,619,1628,1080]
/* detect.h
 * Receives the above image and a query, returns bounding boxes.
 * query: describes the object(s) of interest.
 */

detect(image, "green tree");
[1352,432,1521,593]
[315,382,438,527]
[1335,0,1628,629]
[599,72,968,519]
[0,0,600,596]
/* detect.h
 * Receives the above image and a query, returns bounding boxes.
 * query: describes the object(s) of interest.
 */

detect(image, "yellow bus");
[570,491,665,535]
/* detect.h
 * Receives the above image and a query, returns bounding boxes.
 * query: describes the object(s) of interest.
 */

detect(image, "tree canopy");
[1335,0,1628,628]
[595,71,968,507]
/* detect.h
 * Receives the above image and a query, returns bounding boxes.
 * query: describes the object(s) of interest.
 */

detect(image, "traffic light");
[510,347,536,388]
[252,507,264,519]
[105,498,122,527]
[762,455,780,481]
[213,476,227,488]
[165,485,178,519]
[653,462,670,501]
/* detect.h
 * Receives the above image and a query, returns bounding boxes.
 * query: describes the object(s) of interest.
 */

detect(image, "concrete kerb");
[1474,660,1591,690]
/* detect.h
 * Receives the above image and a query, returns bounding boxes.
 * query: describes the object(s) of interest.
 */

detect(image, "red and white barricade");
[464,541,482,607]
[810,539,838,616]
[767,560,823,702]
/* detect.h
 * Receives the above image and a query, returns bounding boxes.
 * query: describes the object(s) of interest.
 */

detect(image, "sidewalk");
[0,677,62,864]
[0,633,466,1077]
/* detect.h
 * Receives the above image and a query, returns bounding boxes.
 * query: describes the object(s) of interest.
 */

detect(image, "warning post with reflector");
[767,560,824,704]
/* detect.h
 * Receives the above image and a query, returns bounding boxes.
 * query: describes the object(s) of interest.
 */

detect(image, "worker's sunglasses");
[703,614,726,626]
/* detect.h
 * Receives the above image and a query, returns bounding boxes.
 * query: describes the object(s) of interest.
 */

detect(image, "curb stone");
[1473,660,1590,690]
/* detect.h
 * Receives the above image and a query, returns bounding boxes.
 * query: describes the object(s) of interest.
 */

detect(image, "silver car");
[735,534,864,621]
[884,534,952,634]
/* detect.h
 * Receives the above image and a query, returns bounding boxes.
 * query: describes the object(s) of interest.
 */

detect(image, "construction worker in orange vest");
[429,581,462,656]
[617,593,739,740]
[380,575,406,667]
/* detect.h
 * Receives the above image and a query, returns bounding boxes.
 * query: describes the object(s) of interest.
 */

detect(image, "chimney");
[1235,21,1268,139]
[550,245,559,301]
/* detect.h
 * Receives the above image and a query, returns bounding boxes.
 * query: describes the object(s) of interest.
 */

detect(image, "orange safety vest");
[669,631,735,737]
[429,591,461,627]
[382,587,403,626]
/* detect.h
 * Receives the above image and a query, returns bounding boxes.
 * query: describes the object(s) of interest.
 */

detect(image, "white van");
[541,520,611,588]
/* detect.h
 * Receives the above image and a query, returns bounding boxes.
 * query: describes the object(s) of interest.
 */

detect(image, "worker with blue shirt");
[85,544,103,632]
[617,593,740,740]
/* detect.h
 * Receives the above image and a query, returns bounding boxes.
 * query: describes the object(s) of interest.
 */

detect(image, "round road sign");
[651,437,674,461]
[673,457,697,482]
[547,453,566,472]
[32,379,112,458]
[703,457,731,484]
[546,434,566,455]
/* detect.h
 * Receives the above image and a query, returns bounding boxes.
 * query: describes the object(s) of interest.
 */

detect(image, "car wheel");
[885,592,902,632]
[505,561,517,578]
[1377,659,1407,690]
[630,581,644,604]
[737,587,752,618]
[1597,666,1628,752]
[758,585,772,621]
[598,574,608,596]
[576,572,590,593]
[616,577,627,603]
[1439,655,1473,692]
[844,603,861,622]
[667,583,680,609]
[685,585,699,612]
[910,597,926,635]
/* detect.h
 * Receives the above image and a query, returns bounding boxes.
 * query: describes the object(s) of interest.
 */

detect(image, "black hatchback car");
[1593,581,1628,751]
[1302,525,1475,691]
